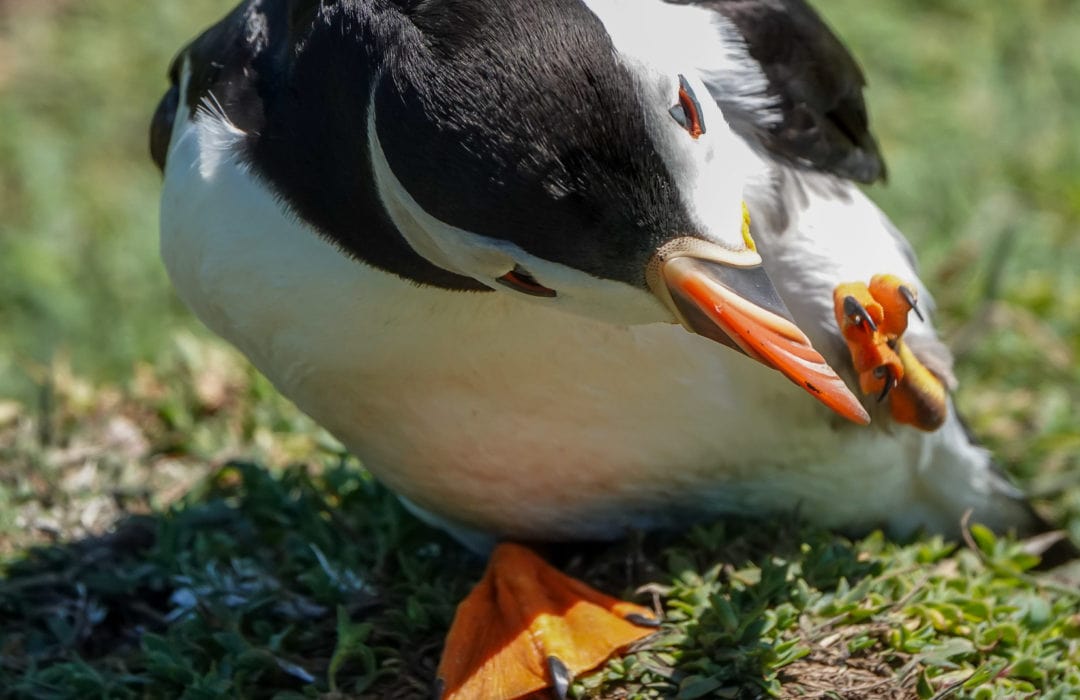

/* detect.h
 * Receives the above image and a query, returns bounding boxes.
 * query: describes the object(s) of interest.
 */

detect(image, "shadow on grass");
[0,459,909,699]
[0,461,480,699]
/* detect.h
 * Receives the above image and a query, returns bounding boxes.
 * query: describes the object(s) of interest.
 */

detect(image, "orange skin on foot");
[833,275,947,431]
[868,274,916,338]
[437,543,658,700]
[833,281,904,398]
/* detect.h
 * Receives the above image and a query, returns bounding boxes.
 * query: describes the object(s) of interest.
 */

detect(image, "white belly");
[160,112,1023,545]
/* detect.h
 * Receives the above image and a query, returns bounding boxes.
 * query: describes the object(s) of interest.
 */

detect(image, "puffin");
[150,0,1046,697]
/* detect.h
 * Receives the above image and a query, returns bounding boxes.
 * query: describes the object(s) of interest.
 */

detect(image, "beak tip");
[655,254,871,426]
[783,356,871,426]
[821,387,871,425]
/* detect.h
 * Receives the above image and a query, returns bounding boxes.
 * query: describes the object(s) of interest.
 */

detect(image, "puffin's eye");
[669,74,705,139]
[496,265,557,298]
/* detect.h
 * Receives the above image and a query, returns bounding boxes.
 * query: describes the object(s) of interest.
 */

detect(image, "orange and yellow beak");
[649,240,870,425]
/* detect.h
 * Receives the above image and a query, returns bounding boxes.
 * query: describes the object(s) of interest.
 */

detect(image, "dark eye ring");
[669,74,705,139]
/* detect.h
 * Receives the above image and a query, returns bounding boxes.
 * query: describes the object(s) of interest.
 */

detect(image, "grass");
[0,0,1078,698]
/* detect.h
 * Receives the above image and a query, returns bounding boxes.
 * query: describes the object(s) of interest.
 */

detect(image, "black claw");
[899,285,924,321]
[431,677,445,700]
[548,656,572,700]
[874,365,896,402]
[625,612,662,628]
[843,295,877,332]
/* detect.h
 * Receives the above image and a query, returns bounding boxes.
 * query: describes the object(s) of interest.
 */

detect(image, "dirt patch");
[779,625,919,699]
[781,656,917,699]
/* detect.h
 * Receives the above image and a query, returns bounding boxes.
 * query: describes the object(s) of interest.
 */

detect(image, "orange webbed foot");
[833,275,947,431]
[833,280,904,400]
[436,542,659,700]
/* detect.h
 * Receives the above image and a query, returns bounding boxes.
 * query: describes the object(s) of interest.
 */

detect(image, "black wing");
[672,0,886,183]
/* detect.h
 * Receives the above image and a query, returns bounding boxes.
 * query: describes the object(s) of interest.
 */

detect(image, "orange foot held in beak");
[833,274,948,431]
[436,543,659,700]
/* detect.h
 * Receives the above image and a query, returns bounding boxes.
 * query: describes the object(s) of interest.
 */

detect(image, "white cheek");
[368,89,672,328]
[522,263,673,326]
[367,92,516,281]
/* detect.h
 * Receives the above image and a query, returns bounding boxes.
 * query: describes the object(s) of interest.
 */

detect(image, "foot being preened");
[834,274,948,431]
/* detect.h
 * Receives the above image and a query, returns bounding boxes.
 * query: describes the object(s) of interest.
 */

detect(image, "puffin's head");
[372,0,867,423]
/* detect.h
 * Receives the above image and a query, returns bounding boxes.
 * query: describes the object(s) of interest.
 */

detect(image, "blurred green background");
[0,0,1077,498]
